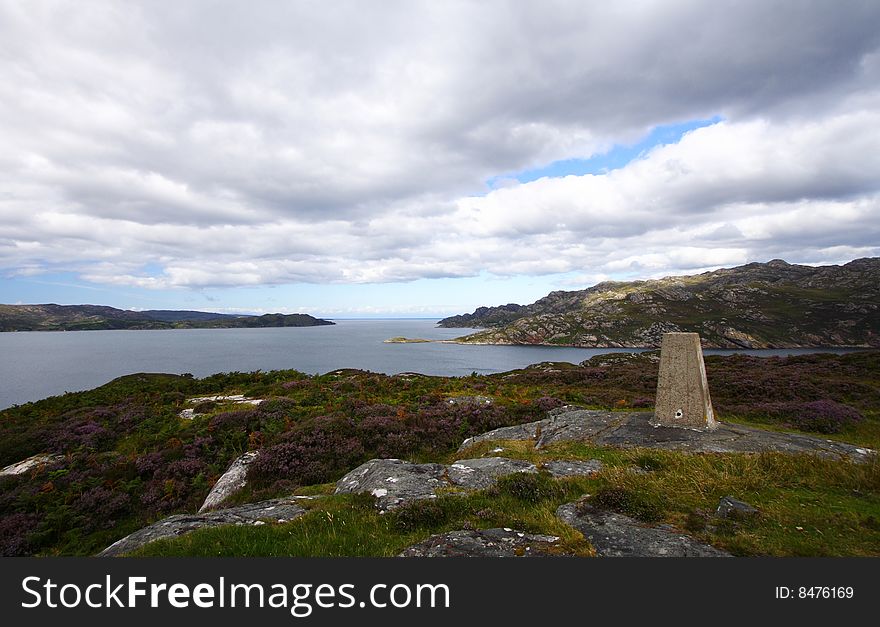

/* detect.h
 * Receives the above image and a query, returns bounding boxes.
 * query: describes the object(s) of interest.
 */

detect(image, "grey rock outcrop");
[447,457,536,489]
[335,459,449,510]
[458,421,547,452]
[399,528,563,557]
[99,497,308,557]
[335,456,547,510]
[0,453,64,476]
[199,451,259,512]
[542,459,603,478]
[557,502,730,557]
[460,409,874,462]
[442,258,880,348]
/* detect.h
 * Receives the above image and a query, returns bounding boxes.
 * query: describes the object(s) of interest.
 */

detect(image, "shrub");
[250,416,365,487]
[392,500,450,531]
[192,401,217,414]
[357,414,417,459]
[73,487,131,530]
[49,419,112,453]
[494,472,563,503]
[0,512,41,556]
[747,399,863,434]
[788,399,864,433]
[534,396,564,412]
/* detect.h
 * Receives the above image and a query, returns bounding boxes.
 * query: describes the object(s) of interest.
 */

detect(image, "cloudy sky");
[1,1,879,317]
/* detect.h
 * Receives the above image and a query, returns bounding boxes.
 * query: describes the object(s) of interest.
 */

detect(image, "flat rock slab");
[335,459,449,510]
[447,457,537,489]
[461,410,873,462]
[336,457,548,509]
[458,422,546,452]
[557,502,730,557]
[0,453,64,476]
[199,451,259,512]
[99,497,307,557]
[399,528,564,557]
[542,459,603,478]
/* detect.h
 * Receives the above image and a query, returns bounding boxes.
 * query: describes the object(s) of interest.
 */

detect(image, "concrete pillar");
[650,332,717,431]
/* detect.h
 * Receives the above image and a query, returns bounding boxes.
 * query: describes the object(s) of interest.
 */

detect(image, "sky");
[1,1,879,318]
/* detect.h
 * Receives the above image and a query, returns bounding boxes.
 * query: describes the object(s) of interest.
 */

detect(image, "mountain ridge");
[439,258,880,348]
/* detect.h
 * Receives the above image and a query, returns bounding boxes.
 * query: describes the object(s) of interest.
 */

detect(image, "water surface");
[0,319,866,409]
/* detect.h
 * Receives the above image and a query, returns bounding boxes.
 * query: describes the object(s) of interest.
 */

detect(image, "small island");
[384,336,433,343]
[0,304,334,332]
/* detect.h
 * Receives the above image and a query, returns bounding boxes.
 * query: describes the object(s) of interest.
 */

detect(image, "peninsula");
[440,258,880,348]
[0,304,334,332]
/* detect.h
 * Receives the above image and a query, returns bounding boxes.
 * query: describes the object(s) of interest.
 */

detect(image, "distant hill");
[439,258,880,348]
[0,304,334,331]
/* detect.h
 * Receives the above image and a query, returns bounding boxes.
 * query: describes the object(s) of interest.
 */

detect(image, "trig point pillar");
[650,332,717,431]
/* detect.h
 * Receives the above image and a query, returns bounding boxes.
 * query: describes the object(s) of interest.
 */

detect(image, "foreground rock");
[99,497,308,557]
[461,409,874,462]
[336,457,546,509]
[199,451,259,512]
[557,502,730,557]
[399,528,565,557]
[447,457,536,489]
[335,459,449,510]
[715,496,760,520]
[0,453,64,476]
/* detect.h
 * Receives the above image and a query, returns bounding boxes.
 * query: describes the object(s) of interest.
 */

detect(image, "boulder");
[399,528,563,557]
[99,497,308,557]
[557,501,730,557]
[199,451,259,512]
[715,496,759,520]
[447,457,537,490]
[335,459,449,510]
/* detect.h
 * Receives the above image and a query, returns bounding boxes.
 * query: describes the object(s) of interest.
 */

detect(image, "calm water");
[0,319,866,409]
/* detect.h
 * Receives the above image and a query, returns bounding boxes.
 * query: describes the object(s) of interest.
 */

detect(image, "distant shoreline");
[0,304,334,332]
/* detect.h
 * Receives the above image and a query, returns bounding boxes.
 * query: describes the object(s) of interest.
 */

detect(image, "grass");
[131,439,880,558]
[131,481,596,557]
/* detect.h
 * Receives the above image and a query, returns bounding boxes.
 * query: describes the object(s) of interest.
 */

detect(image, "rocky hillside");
[0,304,334,331]
[440,258,880,348]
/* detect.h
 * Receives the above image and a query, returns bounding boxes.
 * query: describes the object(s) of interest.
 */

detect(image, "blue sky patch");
[486,116,723,188]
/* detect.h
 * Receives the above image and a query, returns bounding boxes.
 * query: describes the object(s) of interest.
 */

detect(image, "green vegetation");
[0,303,333,332]
[1,351,878,557]
[132,444,880,557]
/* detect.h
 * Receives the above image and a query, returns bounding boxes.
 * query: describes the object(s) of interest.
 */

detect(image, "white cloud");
[1,1,879,293]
